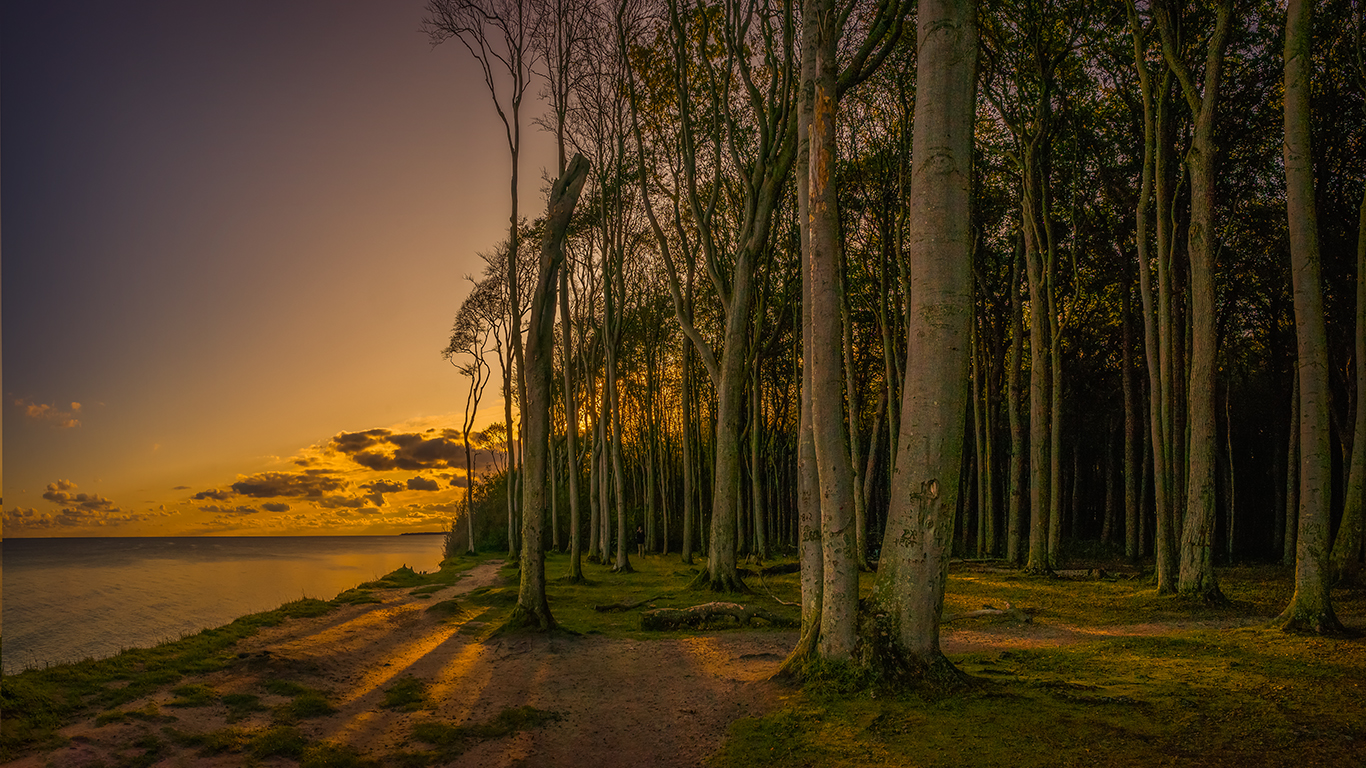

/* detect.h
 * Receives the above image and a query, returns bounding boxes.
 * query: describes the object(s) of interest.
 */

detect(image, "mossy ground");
[714,565,1366,768]
[7,550,1362,767]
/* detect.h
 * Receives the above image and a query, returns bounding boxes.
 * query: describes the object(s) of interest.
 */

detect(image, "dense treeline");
[433,0,1365,668]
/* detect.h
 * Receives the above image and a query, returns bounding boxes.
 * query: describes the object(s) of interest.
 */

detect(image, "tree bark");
[865,0,976,682]
[807,0,858,661]
[1280,0,1344,633]
[507,153,589,632]
[1331,182,1366,585]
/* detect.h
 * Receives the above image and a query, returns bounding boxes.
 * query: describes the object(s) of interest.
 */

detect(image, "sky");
[2,0,554,537]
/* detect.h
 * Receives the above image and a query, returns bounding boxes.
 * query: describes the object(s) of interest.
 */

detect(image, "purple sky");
[3,0,555,535]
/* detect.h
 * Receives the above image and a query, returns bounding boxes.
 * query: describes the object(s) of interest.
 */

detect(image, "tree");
[1278,0,1344,633]
[864,0,977,681]
[508,154,590,632]
[443,276,500,553]
[426,0,538,560]
[1156,0,1234,603]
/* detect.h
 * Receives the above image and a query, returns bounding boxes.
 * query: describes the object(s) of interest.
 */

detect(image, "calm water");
[1,535,446,675]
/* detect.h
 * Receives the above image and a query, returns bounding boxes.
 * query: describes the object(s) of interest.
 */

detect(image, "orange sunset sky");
[3,0,554,537]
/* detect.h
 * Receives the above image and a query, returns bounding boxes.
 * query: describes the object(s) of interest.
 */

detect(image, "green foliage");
[261,678,309,697]
[331,589,381,605]
[164,726,248,755]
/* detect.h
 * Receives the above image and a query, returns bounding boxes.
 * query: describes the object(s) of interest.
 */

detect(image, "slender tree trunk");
[681,336,696,564]
[1007,238,1026,565]
[807,0,858,659]
[1122,267,1140,561]
[1157,0,1232,602]
[781,33,823,674]
[865,0,976,682]
[1331,183,1366,584]
[1025,161,1052,574]
[508,154,588,632]
[1285,370,1301,566]
[561,262,583,580]
[1280,0,1344,632]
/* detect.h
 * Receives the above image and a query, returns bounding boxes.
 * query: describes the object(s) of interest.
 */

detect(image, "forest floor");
[5,553,1365,768]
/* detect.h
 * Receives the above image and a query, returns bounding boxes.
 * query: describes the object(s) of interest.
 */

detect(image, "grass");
[0,555,497,762]
[402,705,561,763]
[713,567,1366,768]
[382,675,429,711]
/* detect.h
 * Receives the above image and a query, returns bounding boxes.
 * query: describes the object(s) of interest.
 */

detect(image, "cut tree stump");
[640,602,799,630]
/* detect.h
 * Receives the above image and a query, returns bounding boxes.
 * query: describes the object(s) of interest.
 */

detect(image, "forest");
[429,0,1365,676]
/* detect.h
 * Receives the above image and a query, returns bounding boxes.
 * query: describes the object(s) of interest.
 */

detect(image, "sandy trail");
[15,560,1252,768]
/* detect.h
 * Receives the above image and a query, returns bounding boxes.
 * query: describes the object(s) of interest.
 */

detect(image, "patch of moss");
[163,726,247,755]
[331,588,381,606]
[166,683,217,708]
[274,690,337,723]
[382,676,429,712]
[249,725,307,760]
[425,598,463,617]
[410,584,446,596]
[262,678,310,697]
[301,740,382,768]
[221,692,265,722]
[411,705,559,760]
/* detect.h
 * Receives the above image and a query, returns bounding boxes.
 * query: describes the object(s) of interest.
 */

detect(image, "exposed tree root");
[773,619,819,681]
[688,569,751,594]
[640,602,798,631]
[498,603,557,634]
[1277,608,1348,636]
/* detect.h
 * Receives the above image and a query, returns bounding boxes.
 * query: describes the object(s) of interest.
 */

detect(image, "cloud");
[193,488,232,501]
[318,494,367,509]
[230,472,344,499]
[42,480,122,514]
[329,430,470,471]
[197,504,260,516]
[172,485,191,491]
[13,398,82,428]
[407,476,440,492]
[262,502,291,513]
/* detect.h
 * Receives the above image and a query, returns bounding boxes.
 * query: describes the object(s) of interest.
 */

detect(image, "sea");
[1,535,447,675]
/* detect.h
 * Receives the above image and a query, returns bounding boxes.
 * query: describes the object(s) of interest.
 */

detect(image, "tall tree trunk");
[1024,158,1052,574]
[1122,266,1140,561]
[1285,370,1301,566]
[1007,238,1026,565]
[1280,0,1344,632]
[1331,183,1366,585]
[562,261,583,580]
[681,336,696,564]
[1157,0,1232,602]
[865,0,976,682]
[807,0,858,660]
[508,153,588,632]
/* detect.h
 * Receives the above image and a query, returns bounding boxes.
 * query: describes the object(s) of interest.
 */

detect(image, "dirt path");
[17,561,1261,768]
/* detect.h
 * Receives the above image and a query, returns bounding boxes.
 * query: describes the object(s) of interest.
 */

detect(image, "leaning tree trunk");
[508,153,589,632]
[1280,0,1344,633]
[864,0,976,683]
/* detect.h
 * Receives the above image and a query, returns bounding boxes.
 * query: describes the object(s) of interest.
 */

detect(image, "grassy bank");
[0,554,493,761]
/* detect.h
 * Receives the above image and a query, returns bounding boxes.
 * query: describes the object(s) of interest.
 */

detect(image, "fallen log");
[640,602,799,631]
[942,602,1032,624]
[593,595,667,613]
